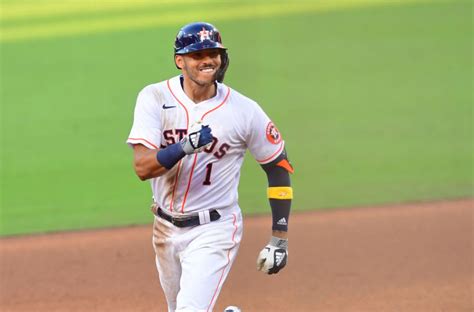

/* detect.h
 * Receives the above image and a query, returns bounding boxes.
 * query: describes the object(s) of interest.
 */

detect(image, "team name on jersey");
[161,128,230,159]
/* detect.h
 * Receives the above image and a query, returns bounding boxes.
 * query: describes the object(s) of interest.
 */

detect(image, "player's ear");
[175,55,184,70]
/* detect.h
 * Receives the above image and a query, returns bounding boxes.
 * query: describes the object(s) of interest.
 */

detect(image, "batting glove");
[180,124,213,154]
[256,236,288,274]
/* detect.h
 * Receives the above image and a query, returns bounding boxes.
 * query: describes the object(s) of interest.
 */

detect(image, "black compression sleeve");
[261,150,293,232]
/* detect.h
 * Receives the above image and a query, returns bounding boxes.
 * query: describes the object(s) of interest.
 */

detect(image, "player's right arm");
[127,86,168,180]
[132,144,167,180]
[132,124,213,180]
[127,85,213,181]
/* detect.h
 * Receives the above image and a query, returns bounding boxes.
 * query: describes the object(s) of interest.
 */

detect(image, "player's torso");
[153,76,248,214]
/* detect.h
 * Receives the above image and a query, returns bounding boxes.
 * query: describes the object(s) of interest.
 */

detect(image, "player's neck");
[181,76,217,104]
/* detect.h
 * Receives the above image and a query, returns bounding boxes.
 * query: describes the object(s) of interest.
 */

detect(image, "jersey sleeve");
[246,103,285,164]
[126,86,162,149]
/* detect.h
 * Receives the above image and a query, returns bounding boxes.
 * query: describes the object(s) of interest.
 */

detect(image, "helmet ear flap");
[174,54,183,70]
[216,50,229,83]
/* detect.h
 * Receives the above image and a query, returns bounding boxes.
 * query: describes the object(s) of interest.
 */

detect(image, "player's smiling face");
[176,49,222,87]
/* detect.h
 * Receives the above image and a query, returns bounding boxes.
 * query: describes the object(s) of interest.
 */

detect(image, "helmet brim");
[175,40,226,55]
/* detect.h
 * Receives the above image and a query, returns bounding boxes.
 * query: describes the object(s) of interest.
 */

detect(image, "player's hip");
[153,202,241,224]
[152,204,243,251]
[154,193,240,215]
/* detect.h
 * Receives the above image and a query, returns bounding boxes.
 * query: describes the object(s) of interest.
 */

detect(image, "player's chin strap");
[216,51,229,83]
[261,149,294,232]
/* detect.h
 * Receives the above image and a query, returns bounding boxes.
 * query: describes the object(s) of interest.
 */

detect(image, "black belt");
[157,208,221,228]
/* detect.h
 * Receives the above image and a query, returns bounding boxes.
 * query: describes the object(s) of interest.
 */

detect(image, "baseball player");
[127,22,293,312]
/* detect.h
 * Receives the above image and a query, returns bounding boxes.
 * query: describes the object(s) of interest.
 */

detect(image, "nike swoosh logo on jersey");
[162,104,176,109]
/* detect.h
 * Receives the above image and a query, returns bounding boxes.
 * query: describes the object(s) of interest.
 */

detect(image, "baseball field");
[0,0,472,310]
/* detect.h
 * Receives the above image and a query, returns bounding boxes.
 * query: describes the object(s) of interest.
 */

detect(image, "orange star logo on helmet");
[198,27,211,41]
[266,122,282,144]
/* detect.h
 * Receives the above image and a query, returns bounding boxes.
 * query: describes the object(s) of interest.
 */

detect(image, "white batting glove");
[256,236,288,274]
[180,122,213,155]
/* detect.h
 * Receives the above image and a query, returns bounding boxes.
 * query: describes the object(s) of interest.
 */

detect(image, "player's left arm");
[256,149,294,275]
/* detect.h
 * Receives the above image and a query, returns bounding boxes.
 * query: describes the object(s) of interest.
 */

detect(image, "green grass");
[1,0,472,235]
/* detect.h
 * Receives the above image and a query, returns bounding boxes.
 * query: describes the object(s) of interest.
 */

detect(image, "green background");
[1,0,472,235]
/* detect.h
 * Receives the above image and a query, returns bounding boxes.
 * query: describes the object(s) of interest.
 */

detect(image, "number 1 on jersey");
[203,163,213,185]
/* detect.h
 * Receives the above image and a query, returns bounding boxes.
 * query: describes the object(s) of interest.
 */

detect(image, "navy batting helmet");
[174,22,229,83]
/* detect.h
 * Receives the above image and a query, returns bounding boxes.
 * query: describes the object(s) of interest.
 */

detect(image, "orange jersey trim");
[202,86,231,120]
[180,153,198,213]
[127,137,158,149]
[167,79,190,212]
[167,79,189,127]
[257,142,284,164]
[169,160,183,212]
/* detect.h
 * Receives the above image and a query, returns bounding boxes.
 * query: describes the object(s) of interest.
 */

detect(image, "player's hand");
[256,236,288,274]
[180,124,213,154]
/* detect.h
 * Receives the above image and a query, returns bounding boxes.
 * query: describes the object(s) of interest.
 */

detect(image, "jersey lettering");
[203,137,218,153]
[214,143,230,159]
[203,163,213,185]
[161,129,230,159]
[175,129,187,141]
[163,129,177,145]
[162,128,190,146]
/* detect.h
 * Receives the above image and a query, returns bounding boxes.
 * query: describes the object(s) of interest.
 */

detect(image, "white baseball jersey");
[127,75,285,215]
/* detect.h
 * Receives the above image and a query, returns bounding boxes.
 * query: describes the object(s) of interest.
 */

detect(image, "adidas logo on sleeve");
[277,217,287,226]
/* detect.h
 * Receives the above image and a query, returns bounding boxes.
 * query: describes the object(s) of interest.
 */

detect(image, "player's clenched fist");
[156,122,213,170]
[256,236,288,274]
[181,124,213,154]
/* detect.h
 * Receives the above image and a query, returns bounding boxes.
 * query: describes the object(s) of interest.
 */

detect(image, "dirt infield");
[1,199,472,311]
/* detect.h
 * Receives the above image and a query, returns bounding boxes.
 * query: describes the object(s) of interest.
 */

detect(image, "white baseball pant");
[152,206,243,312]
